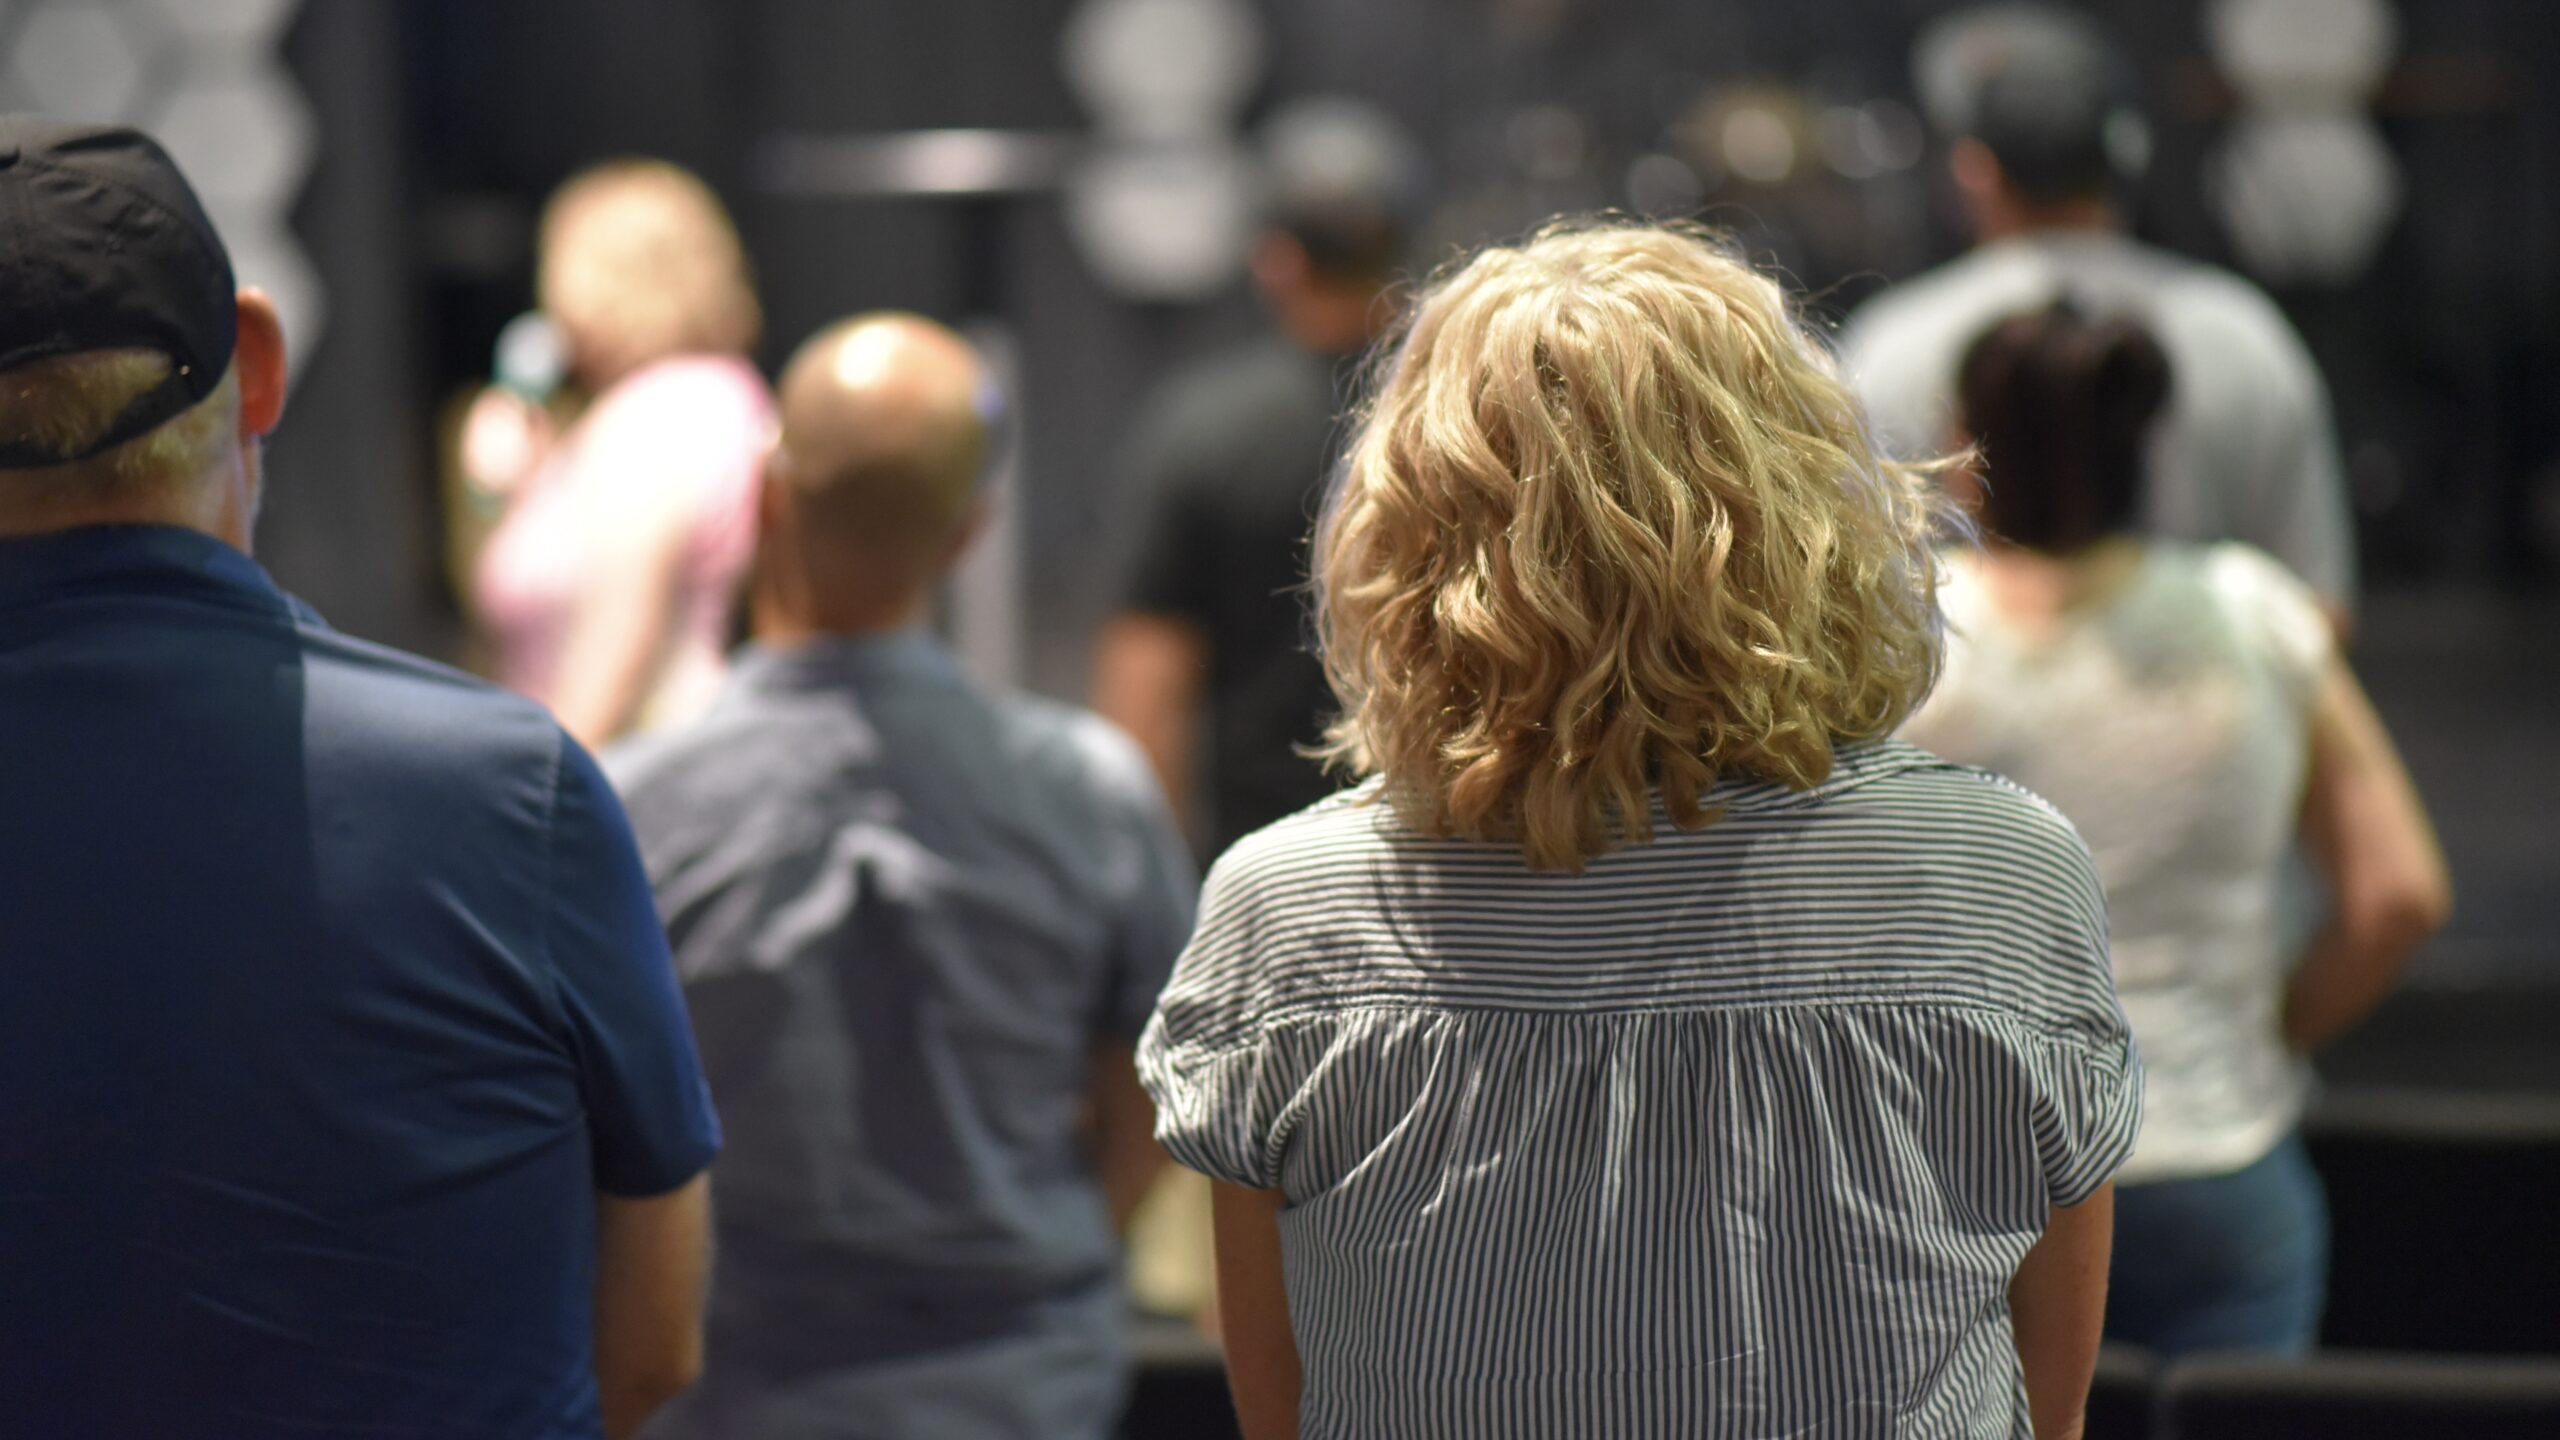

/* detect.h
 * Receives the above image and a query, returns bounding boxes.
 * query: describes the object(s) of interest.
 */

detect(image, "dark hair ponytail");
[1955,302,2171,553]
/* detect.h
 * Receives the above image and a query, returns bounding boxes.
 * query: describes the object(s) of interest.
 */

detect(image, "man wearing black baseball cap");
[0,118,719,1438]
[1840,3,2357,635]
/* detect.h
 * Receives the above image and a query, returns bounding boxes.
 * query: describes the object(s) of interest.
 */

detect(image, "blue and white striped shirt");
[1138,741,2141,1438]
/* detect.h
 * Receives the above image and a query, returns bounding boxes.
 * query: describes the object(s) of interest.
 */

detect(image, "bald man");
[608,316,1196,1440]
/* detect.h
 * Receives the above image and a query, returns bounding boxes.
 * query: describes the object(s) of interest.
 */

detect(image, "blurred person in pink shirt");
[465,160,775,747]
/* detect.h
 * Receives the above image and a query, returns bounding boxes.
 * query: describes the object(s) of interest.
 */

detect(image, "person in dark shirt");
[1094,98,1427,861]
[0,117,719,1440]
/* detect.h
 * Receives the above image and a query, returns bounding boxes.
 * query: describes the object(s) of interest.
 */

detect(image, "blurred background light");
[1060,0,1262,138]
[2207,0,2400,106]
[2211,111,2404,286]
[1063,141,1257,302]
[140,0,296,48]
[1718,97,1801,187]
[10,1,148,126]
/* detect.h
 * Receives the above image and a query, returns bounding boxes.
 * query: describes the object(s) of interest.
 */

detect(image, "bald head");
[772,313,988,543]
[754,314,993,637]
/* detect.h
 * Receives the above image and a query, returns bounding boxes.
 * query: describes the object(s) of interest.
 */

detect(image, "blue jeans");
[2104,1132,2328,1356]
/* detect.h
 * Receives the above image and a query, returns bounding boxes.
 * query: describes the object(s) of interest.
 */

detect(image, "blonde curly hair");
[1314,219,1953,871]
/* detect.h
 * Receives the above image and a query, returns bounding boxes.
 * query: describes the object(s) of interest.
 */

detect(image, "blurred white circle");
[1063,141,1257,301]
[10,1,152,125]
[1721,104,1798,186]
[1624,152,1703,215]
[2206,0,2400,107]
[2210,111,2403,285]
[150,61,318,216]
[1061,0,1264,138]
[142,0,302,47]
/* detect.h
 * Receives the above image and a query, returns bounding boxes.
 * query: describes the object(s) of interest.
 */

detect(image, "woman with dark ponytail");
[1905,304,2453,1356]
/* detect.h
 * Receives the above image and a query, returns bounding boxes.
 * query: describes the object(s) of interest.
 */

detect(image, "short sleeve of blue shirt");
[545,736,722,1196]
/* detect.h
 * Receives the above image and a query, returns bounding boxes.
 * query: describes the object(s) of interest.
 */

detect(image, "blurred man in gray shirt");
[611,314,1195,1440]
[1841,3,2357,632]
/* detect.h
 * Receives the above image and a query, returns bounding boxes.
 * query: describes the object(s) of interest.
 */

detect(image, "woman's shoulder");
[2180,542,2334,695]
[1204,780,1395,896]
[1829,742,2086,841]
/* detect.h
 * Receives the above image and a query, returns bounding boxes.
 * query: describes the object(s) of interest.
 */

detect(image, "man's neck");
[749,587,931,650]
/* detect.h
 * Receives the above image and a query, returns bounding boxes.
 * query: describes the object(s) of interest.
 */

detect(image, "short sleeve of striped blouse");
[1137,838,1293,1189]
[2018,805,2145,1208]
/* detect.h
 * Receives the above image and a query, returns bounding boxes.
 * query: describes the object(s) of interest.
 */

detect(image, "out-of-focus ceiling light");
[152,60,317,228]
[11,2,150,126]
[1060,0,1262,139]
[1721,103,1800,187]
[2206,0,2399,106]
[1063,143,1257,302]
[142,0,299,47]
[2211,112,2403,286]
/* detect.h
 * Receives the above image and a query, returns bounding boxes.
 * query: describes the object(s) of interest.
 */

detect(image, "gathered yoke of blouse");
[1139,741,2142,1440]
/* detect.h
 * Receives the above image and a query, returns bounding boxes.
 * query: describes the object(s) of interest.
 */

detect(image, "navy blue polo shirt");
[0,526,721,1438]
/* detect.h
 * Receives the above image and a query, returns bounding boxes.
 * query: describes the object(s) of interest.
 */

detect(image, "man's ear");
[233,288,288,438]
[1248,231,1312,297]
[1949,138,2006,209]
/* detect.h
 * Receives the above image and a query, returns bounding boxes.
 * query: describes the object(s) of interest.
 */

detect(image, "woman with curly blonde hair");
[1138,221,2141,1439]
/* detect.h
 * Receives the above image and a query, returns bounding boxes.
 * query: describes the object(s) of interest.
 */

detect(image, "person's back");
[613,641,1187,1421]
[0,118,718,1437]
[1846,236,2348,607]
[1152,744,2135,1435]
[1140,220,2142,1439]
[1916,542,2326,1178]
[1839,3,2354,620]
[1902,304,2448,1356]
[1,533,715,1433]
[1097,96,1427,859]
[612,315,1195,1439]
[1110,335,1350,853]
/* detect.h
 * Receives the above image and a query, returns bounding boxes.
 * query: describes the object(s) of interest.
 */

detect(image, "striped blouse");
[1137,741,2142,1439]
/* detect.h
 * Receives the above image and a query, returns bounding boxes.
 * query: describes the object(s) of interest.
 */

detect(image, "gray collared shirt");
[608,632,1195,1440]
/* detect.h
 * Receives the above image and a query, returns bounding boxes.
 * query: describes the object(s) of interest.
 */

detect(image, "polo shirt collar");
[0,523,297,620]
[727,628,965,696]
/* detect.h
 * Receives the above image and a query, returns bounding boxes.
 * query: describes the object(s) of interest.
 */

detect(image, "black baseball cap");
[1913,5,2151,203]
[0,116,237,468]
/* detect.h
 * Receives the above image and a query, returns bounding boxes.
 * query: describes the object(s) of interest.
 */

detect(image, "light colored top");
[1904,543,2332,1185]
[1840,232,2355,610]
[1140,742,2141,1440]
[475,354,774,732]
[607,632,1198,1440]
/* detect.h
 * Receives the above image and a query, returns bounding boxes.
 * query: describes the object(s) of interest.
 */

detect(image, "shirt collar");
[726,628,966,697]
[0,524,300,621]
